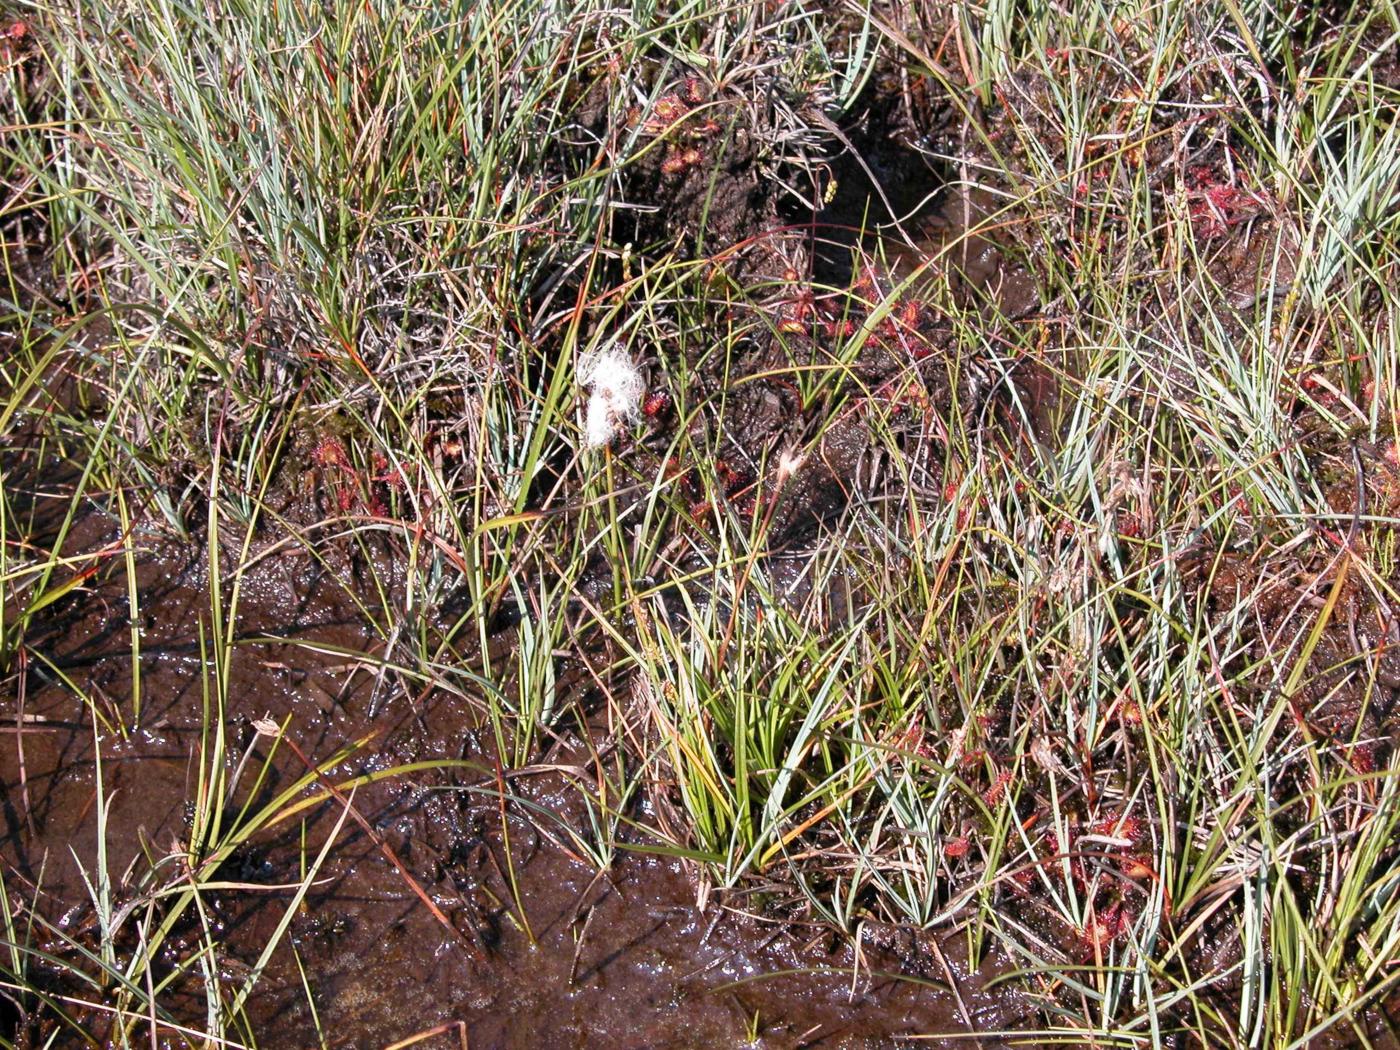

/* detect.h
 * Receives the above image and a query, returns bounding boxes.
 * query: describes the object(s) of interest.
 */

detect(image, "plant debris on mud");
[3,1,1400,1048]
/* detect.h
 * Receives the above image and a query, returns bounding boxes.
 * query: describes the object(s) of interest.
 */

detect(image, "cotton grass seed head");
[579,344,644,449]
[776,448,806,481]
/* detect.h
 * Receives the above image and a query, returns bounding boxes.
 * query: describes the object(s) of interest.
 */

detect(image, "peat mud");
[573,94,1046,598]
[0,47,1050,1046]
[0,506,1030,1047]
[7,9,1400,1047]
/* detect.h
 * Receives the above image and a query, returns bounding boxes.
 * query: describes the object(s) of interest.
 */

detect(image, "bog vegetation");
[3,0,1400,1046]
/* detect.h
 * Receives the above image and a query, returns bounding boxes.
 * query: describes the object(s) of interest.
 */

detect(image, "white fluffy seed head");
[585,395,615,449]
[776,448,806,481]
[579,345,644,449]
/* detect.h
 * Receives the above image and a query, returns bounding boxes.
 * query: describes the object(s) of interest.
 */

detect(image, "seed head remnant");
[579,344,644,450]
[776,448,805,482]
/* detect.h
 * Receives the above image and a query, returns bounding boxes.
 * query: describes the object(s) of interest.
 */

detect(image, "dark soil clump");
[0,506,1030,1048]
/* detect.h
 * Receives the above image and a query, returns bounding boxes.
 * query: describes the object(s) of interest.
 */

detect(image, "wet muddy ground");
[8,163,1398,1050]
[0,60,1062,1047]
[1,504,1027,1048]
[8,14,1400,1047]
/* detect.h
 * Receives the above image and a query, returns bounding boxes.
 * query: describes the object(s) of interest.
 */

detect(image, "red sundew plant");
[648,93,687,129]
[983,769,1013,806]
[307,437,413,520]
[644,83,722,144]
[854,263,882,301]
[818,258,944,362]
[311,436,352,470]
[1117,854,1156,883]
[896,716,936,760]
[1186,169,1266,240]
[370,452,405,487]
[661,147,703,176]
[713,458,753,497]
[661,456,691,484]
[955,498,979,531]
[1079,902,1133,958]
[642,390,671,419]
[870,375,931,420]
[1091,811,1144,844]
[1349,741,1378,776]
[0,18,27,64]
[773,271,817,335]
[1009,867,1036,896]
